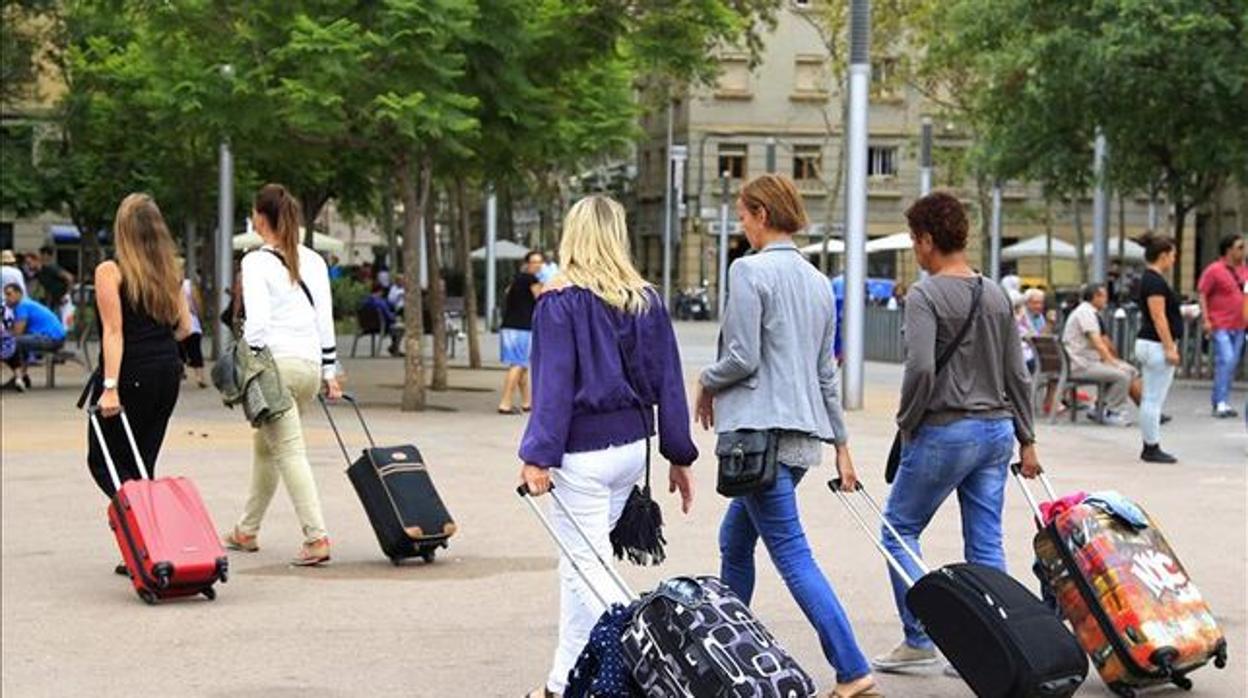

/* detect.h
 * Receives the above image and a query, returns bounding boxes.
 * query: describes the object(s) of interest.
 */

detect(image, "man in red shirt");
[1197,234,1247,418]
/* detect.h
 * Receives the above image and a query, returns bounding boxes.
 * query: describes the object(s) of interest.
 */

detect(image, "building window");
[716,55,752,99]
[867,146,898,177]
[793,145,822,180]
[718,144,748,180]
[871,57,902,99]
[793,56,828,99]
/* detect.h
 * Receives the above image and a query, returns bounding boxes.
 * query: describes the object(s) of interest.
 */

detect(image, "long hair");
[557,196,651,314]
[112,193,182,326]
[254,183,302,282]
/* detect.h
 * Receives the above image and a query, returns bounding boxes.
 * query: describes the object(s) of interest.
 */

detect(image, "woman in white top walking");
[223,183,342,566]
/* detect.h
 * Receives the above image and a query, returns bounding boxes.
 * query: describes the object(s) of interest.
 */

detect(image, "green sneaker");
[871,642,939,673]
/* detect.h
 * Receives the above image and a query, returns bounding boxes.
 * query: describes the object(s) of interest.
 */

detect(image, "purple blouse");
[518,287,699,469]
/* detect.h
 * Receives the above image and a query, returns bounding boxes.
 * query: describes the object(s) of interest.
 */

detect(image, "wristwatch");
[102,377,118,391]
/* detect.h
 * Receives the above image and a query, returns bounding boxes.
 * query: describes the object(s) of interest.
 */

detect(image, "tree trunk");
[455,179,482,368]
[975,174,993,273]
[184,217,198,282]
[1172,203,1188,291]
[300,190,332,247]
[398,155,429,411]
[1044,197,1055,292]
[426,187,449,392]
[381,181,398,272]
[1071,196,1088,284]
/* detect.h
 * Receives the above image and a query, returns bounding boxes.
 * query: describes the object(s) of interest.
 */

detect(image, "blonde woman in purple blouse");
[518,195,697,698]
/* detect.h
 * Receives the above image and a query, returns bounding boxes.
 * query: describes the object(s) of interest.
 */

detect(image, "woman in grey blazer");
[698,174,878,698]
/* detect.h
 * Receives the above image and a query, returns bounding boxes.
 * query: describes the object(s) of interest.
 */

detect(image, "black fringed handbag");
[609,338,667,567]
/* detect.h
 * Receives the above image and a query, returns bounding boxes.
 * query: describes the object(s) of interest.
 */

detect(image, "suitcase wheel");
[420,548,437,564]
[201,587,217,601]
[1171,674,1192,691]
[388,556,403,567]
[1214,641,1228,669]
[137,588,159,606]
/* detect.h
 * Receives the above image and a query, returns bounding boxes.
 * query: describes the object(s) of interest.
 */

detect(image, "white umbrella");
[1001,235,1078,261]
[1084,235,1145,262]
[798,238,846,255]
[470,239,531,261]
[865,232,914,254]
[232,228,345,252]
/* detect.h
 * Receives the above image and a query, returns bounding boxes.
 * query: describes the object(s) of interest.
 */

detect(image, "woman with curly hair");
[872,191,1042,676]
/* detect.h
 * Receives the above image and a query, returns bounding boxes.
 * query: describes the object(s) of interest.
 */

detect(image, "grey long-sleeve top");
[700,240,849,444]
[897,275,1035,445]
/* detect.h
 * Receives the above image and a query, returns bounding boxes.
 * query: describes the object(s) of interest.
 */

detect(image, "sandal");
[291,537,331,567]
[829,681,882,698]
[223,527,259,552]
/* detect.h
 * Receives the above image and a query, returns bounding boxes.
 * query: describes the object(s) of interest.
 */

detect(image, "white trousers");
[545,439,646,693]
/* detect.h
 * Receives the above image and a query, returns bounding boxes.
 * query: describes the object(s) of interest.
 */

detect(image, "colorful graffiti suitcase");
[1012,466,1227,697]
[91,408,228,605]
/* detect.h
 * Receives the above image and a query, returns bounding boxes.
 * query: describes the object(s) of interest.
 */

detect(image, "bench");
[1027,335,1108,425]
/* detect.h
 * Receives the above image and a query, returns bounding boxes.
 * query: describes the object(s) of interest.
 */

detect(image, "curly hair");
[904,191,968,253]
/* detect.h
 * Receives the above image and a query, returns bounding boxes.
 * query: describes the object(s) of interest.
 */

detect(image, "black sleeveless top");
[95,280,181,373]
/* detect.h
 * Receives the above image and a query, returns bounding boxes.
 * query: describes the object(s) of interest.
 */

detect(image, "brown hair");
[254,183,302,282]
[1139,234,1175,263]
[112,193,182,326]
[905,191,968,253]
[739,174,809,234]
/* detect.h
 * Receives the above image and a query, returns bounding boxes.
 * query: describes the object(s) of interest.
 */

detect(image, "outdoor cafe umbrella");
[864,232,914,254]
[798,238,846,256]
[232,228,345,253]
[470,239,531,261]
[1001,234,1078,261]
[1084,235,1145,262]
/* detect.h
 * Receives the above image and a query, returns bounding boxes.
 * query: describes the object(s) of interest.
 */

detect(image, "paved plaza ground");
[2,322,1245,697]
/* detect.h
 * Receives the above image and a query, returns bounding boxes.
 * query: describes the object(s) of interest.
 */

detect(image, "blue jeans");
[881,418,1014,649]
[719,464,871,683]
[1211,329,1245,408]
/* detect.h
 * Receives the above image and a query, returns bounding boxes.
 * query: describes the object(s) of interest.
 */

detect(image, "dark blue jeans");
[719,464,871,684]
[881,418,1014,649]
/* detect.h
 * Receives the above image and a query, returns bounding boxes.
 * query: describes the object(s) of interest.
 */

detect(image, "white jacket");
[241,244,337,378]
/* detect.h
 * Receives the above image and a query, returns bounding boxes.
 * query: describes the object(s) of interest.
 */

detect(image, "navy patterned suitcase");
[519,486,816,698]
[320,395,455,564]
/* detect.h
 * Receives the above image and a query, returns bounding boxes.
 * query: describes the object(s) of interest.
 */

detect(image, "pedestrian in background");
[1,250,26,296]
[497,250,543,414]
[1197,233,1246,419]
[1061,283,1142,426]
[33,245,74,310]
[179,271,207,388]
[3,283,67,392]
[519,195,696,698]
[873,191,1040,676]
[1135,235,1182,463]
[85,194,192,540]
[697,174,878,698]
[222,183,341,567]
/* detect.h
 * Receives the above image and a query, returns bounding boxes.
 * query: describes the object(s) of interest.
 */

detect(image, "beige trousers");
[236,357,328,544]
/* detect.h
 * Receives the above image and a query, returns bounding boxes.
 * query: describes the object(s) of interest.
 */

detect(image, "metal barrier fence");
[862,303,1247,381]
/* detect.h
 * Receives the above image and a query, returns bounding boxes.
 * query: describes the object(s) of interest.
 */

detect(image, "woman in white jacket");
[223,183,342,566]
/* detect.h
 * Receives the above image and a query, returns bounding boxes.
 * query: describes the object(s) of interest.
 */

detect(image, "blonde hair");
[557,196,651,314]
[112,193,182,326]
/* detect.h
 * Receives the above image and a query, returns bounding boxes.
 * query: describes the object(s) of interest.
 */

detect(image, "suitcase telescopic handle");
[828,479,930,588]
[516,484,638,607]
[1009,463,1060,531]
[317,393,376,465]
[86,407,150,492]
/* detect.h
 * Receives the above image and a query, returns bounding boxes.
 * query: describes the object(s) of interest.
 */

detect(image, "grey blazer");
[700,240,848,444]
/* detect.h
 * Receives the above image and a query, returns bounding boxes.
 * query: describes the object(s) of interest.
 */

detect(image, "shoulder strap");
[262,248,314,307]
[614,327,653,495]
[934,276,984,374]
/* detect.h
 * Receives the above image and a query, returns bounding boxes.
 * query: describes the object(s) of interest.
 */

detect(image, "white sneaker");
[872,642,940,673]
[1102,410,1132,427]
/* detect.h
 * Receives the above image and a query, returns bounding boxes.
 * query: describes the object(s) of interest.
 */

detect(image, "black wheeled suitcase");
[518,485,817,697]
[320,395,456,564]
[830,479,1087,698]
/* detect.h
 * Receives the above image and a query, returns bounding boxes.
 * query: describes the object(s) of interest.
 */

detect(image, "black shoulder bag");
[609,335,667,567]
[885,275,983,483]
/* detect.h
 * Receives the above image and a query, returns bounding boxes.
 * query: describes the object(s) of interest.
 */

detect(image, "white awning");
[1084,235,1145,262]
[470,239,532,261]
[865,232,914,254]
[1001,235,1078,261]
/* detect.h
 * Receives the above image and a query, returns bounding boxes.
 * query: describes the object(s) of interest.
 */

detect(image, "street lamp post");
[843,0,870,411]
[918,116,933,281]
[717,171,731,320]
[765,137,777,173]
[485,187,497,332]
[990,182,1003,282]
[213,64,234,360]
[662,101,674,307]
[1092,129,1110,283]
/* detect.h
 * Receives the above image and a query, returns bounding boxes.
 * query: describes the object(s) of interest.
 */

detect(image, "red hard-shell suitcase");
[90,408,228,604]
[1013,466,1228,697]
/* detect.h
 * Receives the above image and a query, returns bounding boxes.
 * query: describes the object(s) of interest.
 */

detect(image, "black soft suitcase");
[320,395,456,564]
[830,479,1087,698]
